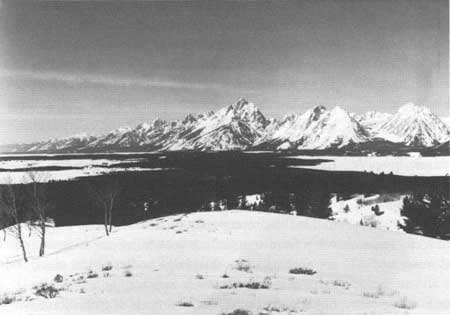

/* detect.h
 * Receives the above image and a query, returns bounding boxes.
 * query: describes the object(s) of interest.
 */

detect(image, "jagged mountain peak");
[182,113,197,125]
[224,98,269,129]
[265,105,368,150]
[151,118,167,129]
[374,103,449,146]
[167,98,269,151]
[232,97,250,109]
[227,98,261,116]
[135,119,167,131]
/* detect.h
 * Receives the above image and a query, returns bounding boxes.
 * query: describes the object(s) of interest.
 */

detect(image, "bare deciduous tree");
[27,172,51,257]
[0,207,8,242]
[0,184,28,262]
[91,178,120,236]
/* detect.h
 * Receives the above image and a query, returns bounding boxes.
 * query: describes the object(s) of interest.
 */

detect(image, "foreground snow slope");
[1,211,449,314]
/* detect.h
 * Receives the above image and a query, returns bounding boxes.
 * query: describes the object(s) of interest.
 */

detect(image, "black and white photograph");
[0,0,449,314]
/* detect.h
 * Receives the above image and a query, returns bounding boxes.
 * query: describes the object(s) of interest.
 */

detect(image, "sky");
[0,0,448,144]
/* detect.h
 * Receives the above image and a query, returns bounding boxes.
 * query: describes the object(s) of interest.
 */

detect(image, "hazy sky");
[0,0,448,144]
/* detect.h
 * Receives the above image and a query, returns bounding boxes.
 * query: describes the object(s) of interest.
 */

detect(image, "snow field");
[0,211,449,314]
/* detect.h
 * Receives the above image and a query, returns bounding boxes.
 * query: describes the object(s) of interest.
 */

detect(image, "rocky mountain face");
[3,100,449,153]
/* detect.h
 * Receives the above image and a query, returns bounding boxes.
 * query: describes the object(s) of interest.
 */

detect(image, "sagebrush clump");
[394,296,417,310]
[220,277,271,290]
[289,267,317,275]
[222,309,252,315]
[102,263,113,271]
[34,283,61,299]
[234,259,252,273]
[124,270,133,277]
[176,301,194,307]
[87,270,99,279]
[0,294,16,305]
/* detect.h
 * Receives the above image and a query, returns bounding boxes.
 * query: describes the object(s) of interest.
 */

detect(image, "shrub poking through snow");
[0,294,16,305]
[33,283,60,299]
[53,274,64,283]
[176,301,194,307]
[344,204,351,213]
[102,263,113,271]
[72,275,86,284]
[289,267,317,275]
[222,309,252,315]
[363,291,380,299]
[222,273,229,278]
[234,259,252,273]
[262,304,297,313]
[220,277,271,290]
[202,300,218,305]
[332,280,351,289]
[371,204,384,216]
[195,274,204,279]
[394,296,417,309]
[124,270,133,277]
[362,284,394,299]
[87,270,99,279]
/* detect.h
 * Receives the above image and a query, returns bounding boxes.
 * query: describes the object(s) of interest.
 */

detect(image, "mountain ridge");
[2,99,449,153]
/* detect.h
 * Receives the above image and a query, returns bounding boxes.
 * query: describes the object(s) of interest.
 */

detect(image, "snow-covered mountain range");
[3,99,450,153]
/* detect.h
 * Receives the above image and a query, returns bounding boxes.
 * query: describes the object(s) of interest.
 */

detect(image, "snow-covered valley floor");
[288,156,450,177]
[1,211,449,314]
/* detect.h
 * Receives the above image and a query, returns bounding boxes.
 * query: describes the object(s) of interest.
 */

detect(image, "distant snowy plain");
[288,155,450,177]
[0,154,448,184]
[0,157,166,184]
